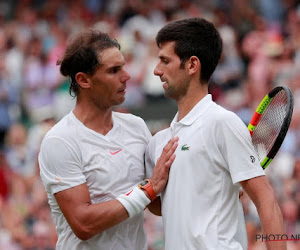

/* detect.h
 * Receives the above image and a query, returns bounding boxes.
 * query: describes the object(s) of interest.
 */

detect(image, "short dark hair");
[57,30,120,97]
[156,18,223,83]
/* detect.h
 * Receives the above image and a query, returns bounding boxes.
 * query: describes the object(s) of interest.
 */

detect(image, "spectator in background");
[23,37,62,124]
[4,123,28,177]
[4,34,24,100]
[0,152,9,201]
[241,15,274,107]
[0,59,18,149]
[211,8,245,94]
[142,39,167,102]
[120,48,146,108]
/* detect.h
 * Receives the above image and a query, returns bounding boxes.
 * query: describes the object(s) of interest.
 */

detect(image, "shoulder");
[208,102,237,120]
[207,103,245,127]
[149,127,170,149]
[113,111,148,129]
[207,103,251,143]
[113,111,151,141]
[42,113,79,145]
[201,103,249,142]
[113,111,144,122]
[152,127,170,140]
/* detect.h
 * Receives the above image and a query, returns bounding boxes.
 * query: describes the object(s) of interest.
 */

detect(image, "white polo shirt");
[145,94,265,250]
[39,111,152,250]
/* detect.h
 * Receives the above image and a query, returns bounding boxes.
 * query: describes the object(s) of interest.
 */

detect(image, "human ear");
[188,56,201,75]
[75,72,91,89]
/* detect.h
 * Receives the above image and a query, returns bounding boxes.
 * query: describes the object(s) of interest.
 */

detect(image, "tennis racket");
[248,86,294,169]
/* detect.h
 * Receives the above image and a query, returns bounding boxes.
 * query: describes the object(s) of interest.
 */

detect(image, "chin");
[116,98,125,106]
[164,90,174,99]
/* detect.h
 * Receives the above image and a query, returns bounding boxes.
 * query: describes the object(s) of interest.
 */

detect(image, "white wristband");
[116,186,151,218]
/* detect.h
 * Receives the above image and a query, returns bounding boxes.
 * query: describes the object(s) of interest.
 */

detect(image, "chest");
[155,125,226,188]
[80,129,147,198]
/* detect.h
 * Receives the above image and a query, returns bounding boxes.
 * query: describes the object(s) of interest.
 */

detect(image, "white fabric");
[117,187,151,218]
[145,94,265,250]
[39,111,152,250]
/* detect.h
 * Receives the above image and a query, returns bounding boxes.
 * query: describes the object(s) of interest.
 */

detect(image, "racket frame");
[247,86,294,169]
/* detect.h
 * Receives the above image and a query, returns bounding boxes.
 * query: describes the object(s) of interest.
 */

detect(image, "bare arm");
[55,184,128,240]
[241,176,286,250]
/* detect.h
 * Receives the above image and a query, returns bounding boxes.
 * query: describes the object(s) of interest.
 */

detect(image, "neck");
[73,97,113,135]
[177,83,208,121]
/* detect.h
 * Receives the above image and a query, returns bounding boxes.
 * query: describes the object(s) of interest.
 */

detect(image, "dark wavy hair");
[57,30,120,97]
[156,18,223,83]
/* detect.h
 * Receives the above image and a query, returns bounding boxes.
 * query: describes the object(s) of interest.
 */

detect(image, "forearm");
[55,183,149,241]
[241,176,286,250]
[74,200,129,239]
[257,199,286,250]
[67,186,153,240]
[66,199,129,240]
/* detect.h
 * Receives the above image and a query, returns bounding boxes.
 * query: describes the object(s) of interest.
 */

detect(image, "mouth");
[117,88,126,95]
[162,81,168,89]
[161,78,168,84]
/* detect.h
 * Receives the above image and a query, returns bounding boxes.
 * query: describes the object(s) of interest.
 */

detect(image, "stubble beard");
[164,78,190,101]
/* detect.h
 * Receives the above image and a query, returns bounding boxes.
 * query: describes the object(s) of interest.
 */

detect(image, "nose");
[121,69,130,83]
[154,64,162,76]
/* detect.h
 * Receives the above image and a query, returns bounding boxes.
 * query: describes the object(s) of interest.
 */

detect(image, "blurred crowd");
[0,0,299,249]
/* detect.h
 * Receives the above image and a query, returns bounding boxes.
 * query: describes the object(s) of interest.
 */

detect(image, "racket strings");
[252,90,287,161]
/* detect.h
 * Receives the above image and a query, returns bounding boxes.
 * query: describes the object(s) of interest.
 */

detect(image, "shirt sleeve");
[217,113,265,184]
[38,136,86,195]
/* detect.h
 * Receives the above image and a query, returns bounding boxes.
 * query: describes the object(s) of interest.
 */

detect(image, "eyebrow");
[105,62,125,71]
[159,55,170,61]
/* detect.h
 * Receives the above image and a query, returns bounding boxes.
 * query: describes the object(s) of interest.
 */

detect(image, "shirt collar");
[171,94,213,127]
[70,110,120,139]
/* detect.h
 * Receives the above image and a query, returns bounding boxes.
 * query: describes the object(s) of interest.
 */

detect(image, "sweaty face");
[88,47,130,108]
[154,42,191,100]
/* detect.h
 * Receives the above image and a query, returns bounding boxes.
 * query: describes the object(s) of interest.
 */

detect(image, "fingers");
[161,137,179,163]
[150,137,179,194]
[163,136,179,150]
[165,153,176,167]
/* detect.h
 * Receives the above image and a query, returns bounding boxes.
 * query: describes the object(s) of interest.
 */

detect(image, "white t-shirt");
[39,111,152,250]
[145,94,265,250]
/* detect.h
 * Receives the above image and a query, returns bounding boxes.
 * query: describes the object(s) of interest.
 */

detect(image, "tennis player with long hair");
[146,18,286,250]
[38,30,178,250]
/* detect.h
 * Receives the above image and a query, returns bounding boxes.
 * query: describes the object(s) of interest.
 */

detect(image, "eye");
[109,67,120,74]
[162,58,168,64]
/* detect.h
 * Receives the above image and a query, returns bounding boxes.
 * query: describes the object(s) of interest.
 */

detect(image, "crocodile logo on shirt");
[181,144,190,151]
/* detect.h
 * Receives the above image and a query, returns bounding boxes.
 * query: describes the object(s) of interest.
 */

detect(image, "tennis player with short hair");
[38,30,178,250]
[146,18,286,250]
